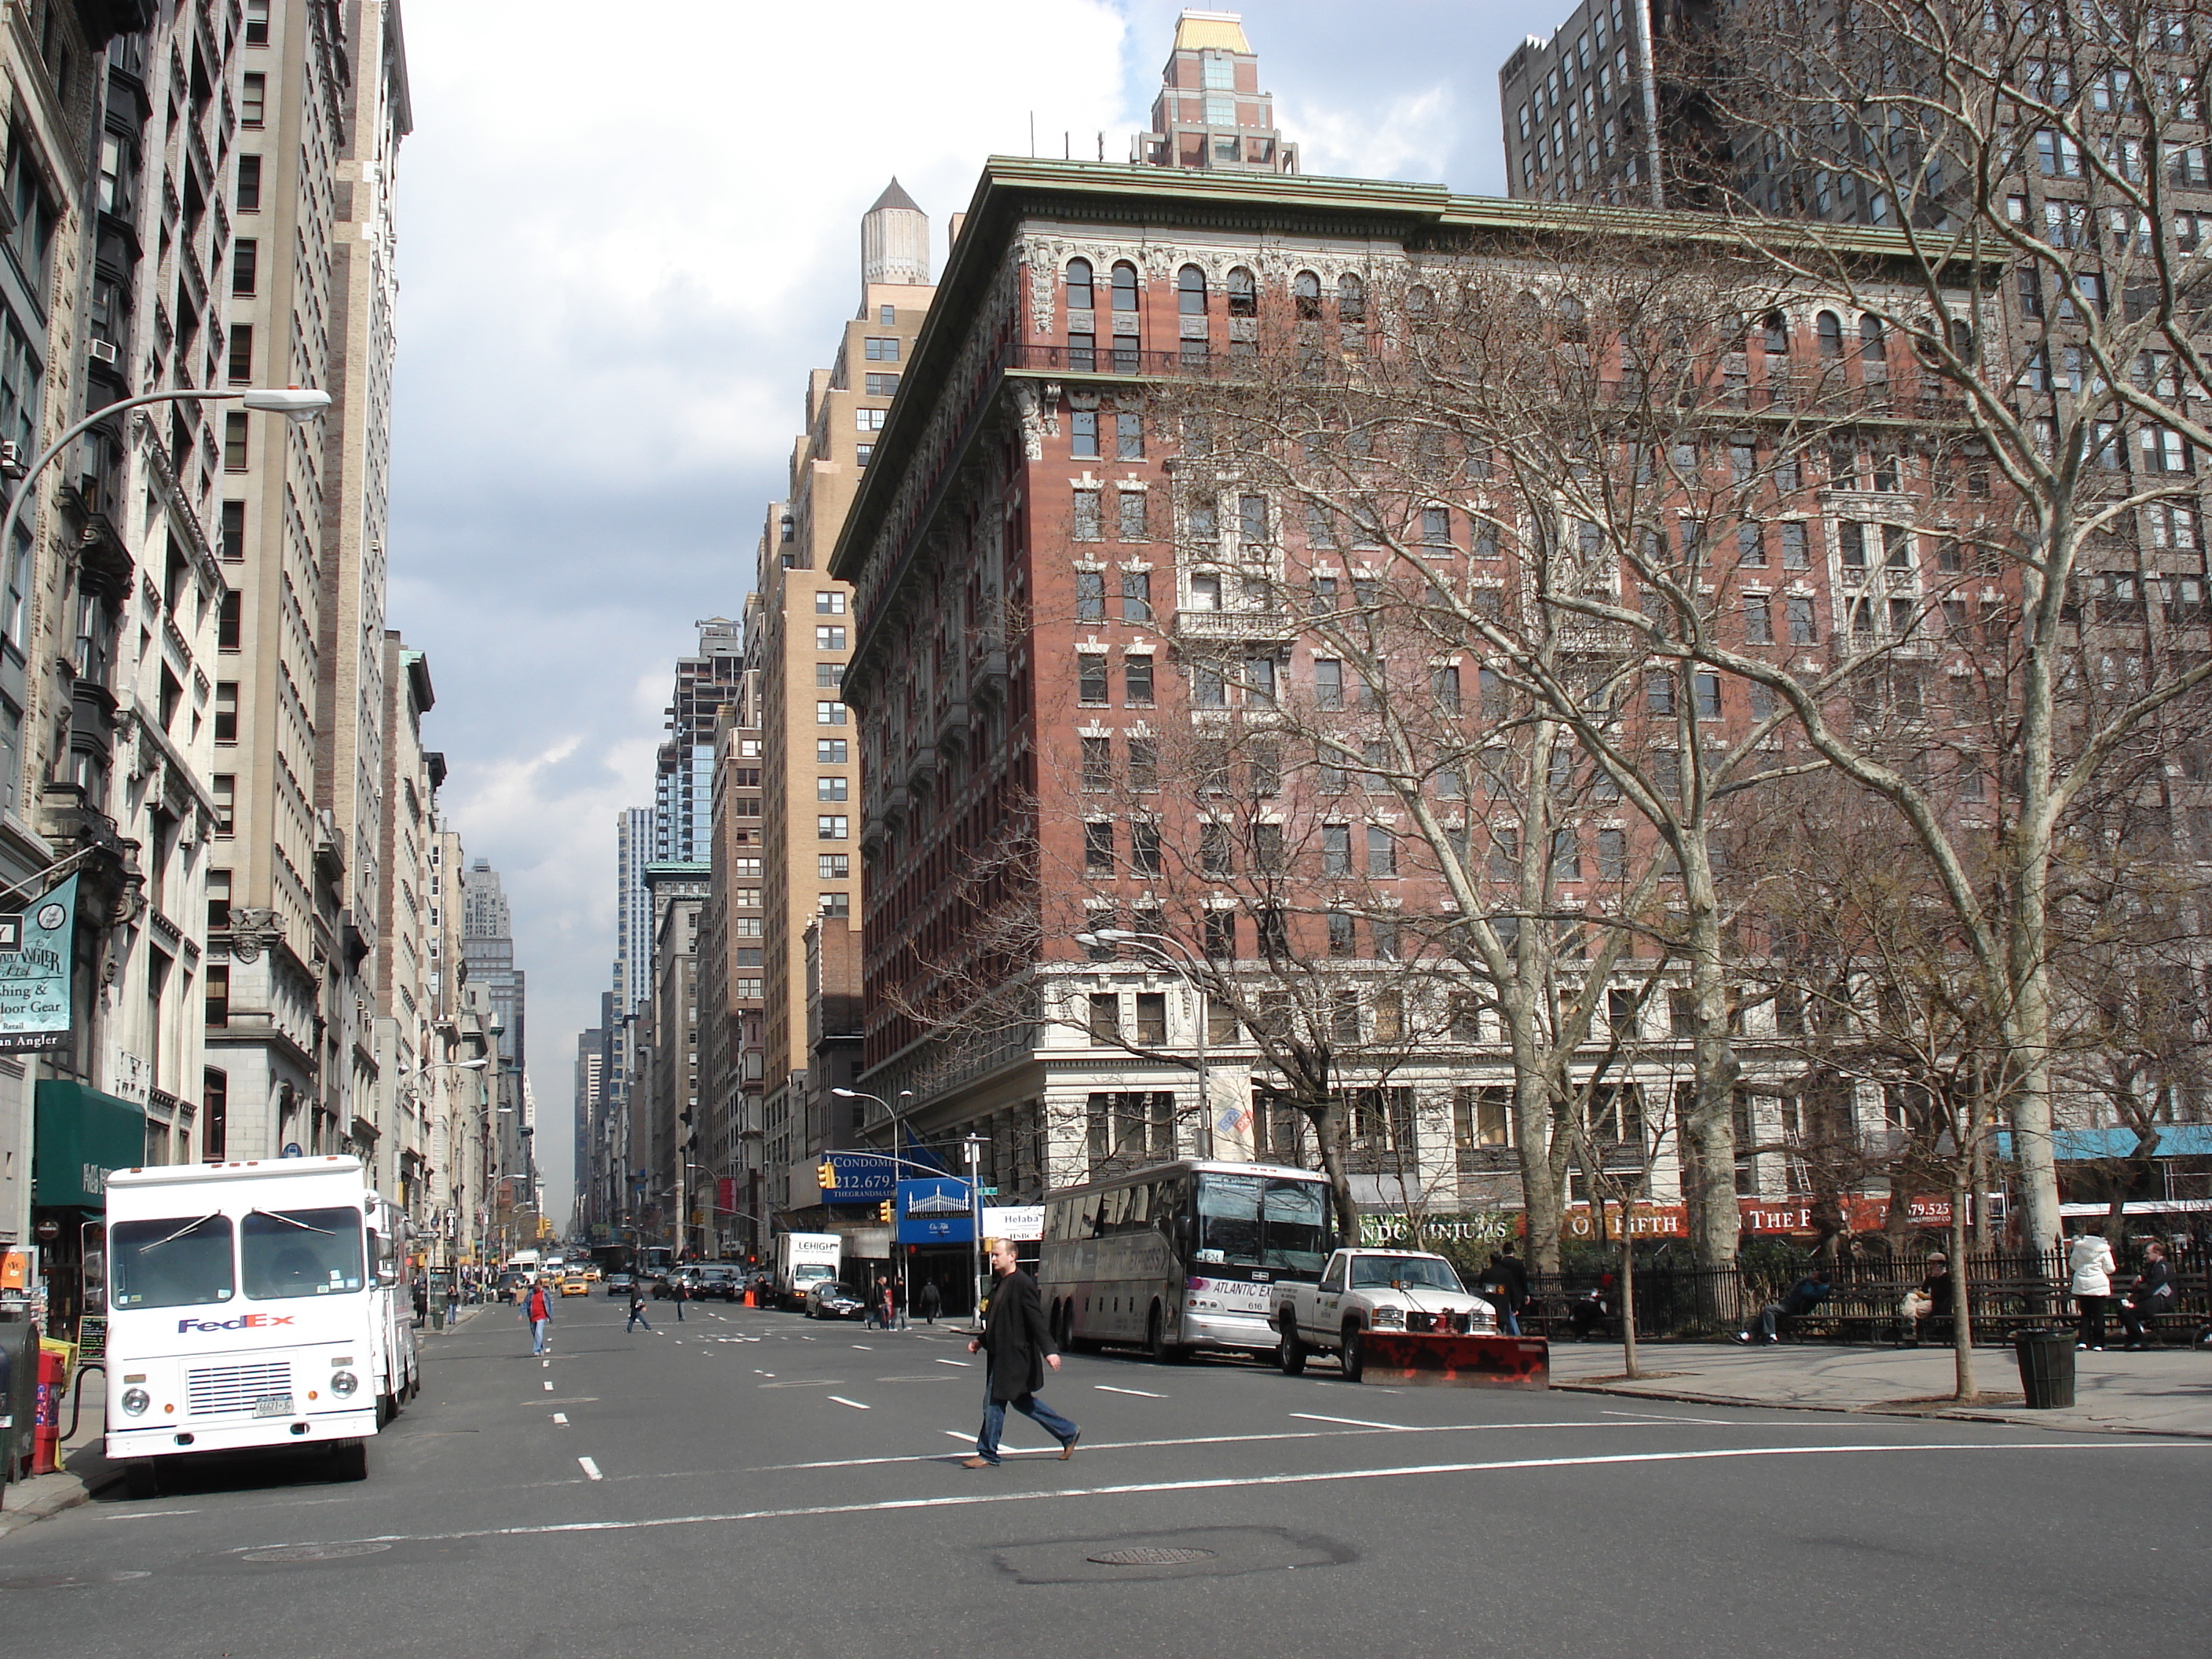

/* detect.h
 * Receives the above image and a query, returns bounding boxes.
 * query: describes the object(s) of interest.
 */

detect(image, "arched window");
[1406,284,1434,318]
[1816,310,1844,357]
[1178,265,1208,317]
[1338,274,1366,324]
[1557,292,1586,340]
[1295,270,1322,320]
[1948,317,1975,361]
[1066,258,1094,311]
[1761,310,1789,355]
[1110,262,1139,313]
[1859,312,1887,358]
[1228,266,1257,317]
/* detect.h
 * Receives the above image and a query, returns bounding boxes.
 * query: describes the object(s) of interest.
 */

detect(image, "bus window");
[1262,1179,1333,1274]
[1194,1173,1262,1265]
[111,1215,234,1309]
[242,1207,366,1299]
[1128,1182,1151,1229]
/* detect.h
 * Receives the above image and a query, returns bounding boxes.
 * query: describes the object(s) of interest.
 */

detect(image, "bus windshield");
[111,1215,235,1309]
[1350,1255,1464,1292]
[1194,1174,1333,1275]
[242,1207,366,1299]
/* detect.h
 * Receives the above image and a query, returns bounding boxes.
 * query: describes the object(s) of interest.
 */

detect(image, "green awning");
[33,1079,146,1210]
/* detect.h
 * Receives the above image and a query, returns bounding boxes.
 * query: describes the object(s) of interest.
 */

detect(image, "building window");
[1787,595,1817,643]
[233,240,257,295]
[1177,265,1207,316]
[227,324,252,383]
[1745,595,1773,645]
[1079,654,1108,705]
[1123,656,1153,705]
[820,892,849,920]
[856,407,885,431]
[205,965,229,1028]
[1067,258,1094,311]
[1128,737,1157,793]
[1367,825,1397,877]
[1130,821,1162,875]
[1121,570,1152,623]
[1075,569,1105,620]
[815,662,844,688]
[1081,736,1112,792]
[207,869,230,929]
[222,413,247,471]
[1322,824,1352,877]
[818,815,849,840]
[1118,489,1150,541]
[218,588,241,650]
[1071,410,1100,460]
[816,738,847,763]
[214,682,236,743]
[819,854,850,879]
[212,775,234,834]
[1084,821,1116,873]
[815,590,844,614]
[863,337,899,362]
[244,0,269,44]
[815,701,846,725]
[1115,412,1144,460]
[1089,993,1121,1044]
[816,777,848,801]
[1779,523,1808,569]
[864,372,899,396]
[240,72,266,126]
[1228,266,1257,317]
[815,624,846,650]
[235,152,262,213]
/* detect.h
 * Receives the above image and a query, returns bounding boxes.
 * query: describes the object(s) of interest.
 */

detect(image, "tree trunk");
[1512,1057,1565,1271]
[1681,842,1742,1269]
[1307,1103,1361,1247]
[1948,1159,1976,1402]
[1616,1200,1641,1380]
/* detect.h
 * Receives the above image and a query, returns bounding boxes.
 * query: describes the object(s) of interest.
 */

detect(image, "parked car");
[604,1273,635,1298]
[692,1265,743,1302]
[805,1280,868,1320]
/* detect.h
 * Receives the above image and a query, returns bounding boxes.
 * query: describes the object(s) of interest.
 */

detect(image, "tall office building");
[1131,10,1298,174]
[745,185,933,1216]
[653,618,741,864]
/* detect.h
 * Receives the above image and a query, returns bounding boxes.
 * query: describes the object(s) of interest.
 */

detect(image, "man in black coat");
[962,1237,1080,1468]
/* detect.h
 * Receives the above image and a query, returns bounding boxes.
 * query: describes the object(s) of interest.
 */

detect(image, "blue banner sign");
[896,1177,974,1245]
[818,1151,896,1203]
[0,877,74,1051]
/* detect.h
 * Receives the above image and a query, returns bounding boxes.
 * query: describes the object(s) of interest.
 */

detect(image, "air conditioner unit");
[86,339,117,364]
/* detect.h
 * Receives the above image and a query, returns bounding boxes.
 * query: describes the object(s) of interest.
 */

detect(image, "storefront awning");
[1998,1126,2212,1161]
[32,1079,147,1210]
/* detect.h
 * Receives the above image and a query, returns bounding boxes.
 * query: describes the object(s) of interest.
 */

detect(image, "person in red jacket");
[522,1280,554,1355]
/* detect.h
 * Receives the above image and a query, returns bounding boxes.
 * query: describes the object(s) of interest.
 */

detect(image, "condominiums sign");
[0,877,75,1050]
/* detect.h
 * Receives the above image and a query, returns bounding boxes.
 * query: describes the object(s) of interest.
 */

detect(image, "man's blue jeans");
[531,1317,549,1354]
[975,1386,1079,1464]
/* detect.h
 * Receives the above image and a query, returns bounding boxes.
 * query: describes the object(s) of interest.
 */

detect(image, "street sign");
[896,1177,974,1244]
[979,1185,999,1196]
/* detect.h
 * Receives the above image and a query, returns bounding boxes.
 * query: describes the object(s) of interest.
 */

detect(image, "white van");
[104,1155,382,1489]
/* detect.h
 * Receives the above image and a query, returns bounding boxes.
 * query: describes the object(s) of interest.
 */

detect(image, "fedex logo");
[176,1313,295,1334]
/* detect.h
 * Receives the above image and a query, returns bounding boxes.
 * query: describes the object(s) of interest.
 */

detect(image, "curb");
[0,1472,95,1540]
[1550,1378,2212,1440]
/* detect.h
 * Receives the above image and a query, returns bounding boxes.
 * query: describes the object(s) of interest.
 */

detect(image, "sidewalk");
[1547,1339,2212,1437]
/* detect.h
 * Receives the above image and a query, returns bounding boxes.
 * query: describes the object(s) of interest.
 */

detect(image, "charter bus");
[1038,1159,1339,1360]
[104,1156,383,1489]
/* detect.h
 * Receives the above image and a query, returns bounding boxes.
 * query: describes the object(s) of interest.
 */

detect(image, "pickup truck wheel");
[1341,1323,1365,1382]
[1277,1315,1306,1375]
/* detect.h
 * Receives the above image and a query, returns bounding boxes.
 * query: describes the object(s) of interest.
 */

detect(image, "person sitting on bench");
[1898,1254,1951,1346]
[1736,1266,1833,1344]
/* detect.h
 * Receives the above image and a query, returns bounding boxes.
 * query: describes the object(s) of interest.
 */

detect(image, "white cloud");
[1281,84,1459,183]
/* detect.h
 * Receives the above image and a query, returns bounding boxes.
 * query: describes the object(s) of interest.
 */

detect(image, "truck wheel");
[1341,1322,1365,1382]
[330,1441,368,1483]
[1277,1314,1306,1376]
[125,1462,159,1501]
[375,1393,394,1429]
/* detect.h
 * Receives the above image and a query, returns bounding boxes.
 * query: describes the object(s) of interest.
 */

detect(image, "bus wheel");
[330,1441,368,1483]
[1277,1315,1306,1376]
[124,1462,159,1501]
[1144,1305,1170,1363]
[1340,1323,1364,1383]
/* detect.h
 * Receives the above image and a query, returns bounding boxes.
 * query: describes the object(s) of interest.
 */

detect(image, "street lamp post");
[1079,928,1218,1159]
[394,1058,489,1292]
[831,1086,921,1328]
[964,1132,985,1324]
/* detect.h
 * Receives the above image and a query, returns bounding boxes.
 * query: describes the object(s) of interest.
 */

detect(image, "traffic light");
[816,1163,835,1189]
[877,1200,895,1224]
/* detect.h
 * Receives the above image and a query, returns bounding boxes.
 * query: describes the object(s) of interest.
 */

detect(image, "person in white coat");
[2067,1223,2117,1351]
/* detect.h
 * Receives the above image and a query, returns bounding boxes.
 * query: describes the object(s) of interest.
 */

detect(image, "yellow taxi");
[558,1273,590,1297]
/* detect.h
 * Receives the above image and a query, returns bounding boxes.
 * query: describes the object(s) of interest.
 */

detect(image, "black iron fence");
[1520,1244,2212,1345]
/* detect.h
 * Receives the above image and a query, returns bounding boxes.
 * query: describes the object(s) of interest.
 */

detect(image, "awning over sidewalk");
[1998,1126,2212,1161]
[31,1079,146,1210]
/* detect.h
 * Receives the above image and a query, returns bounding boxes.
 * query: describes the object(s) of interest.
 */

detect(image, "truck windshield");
[242,1207,365,1299]
[110,1215,235,1309]
[1350,1255,1464,1292]
[1195,1174,1335,1275]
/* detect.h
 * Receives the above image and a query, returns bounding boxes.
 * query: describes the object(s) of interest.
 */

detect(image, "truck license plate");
[252,1395,295,1418]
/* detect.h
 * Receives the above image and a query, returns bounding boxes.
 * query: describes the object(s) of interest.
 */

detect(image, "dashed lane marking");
[1095,1385,1166,1398]
[542,1381,553,1391]
[578,1457,603,1481]
[934,1358,971,1368]
[828,1397,871,1411]
[1291,1412,1408,1430]
[552,1414,568,1425]
[229,1441,2212,1551]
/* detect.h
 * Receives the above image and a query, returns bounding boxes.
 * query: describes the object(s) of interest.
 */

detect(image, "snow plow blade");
[1358,1332,1550,1388]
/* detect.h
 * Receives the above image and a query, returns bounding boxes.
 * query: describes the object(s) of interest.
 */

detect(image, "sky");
[385,0,1580,1219]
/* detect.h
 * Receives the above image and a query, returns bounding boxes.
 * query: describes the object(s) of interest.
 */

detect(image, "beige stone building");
[745,182,933,1216]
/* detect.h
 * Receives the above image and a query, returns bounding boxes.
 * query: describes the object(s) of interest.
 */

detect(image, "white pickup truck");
[1275,1247,1496,1381]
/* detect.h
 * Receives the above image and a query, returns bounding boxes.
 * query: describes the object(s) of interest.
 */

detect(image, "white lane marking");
[828,1396,870,1411]
[552,1413,569,1425]
[1094,1385,1165,1398]
[107,1510,202,1520]
[1291,1412,1407,1430]
[578,1457,603,1481]
[759,1380,838,1389]
[1602,1409,1741,1426]
[542,1381,553,1391]
[541,1360,550,1369]
[934,1358,971,1368]
[236,1441,2203,1551]
[852,1345,873,1350]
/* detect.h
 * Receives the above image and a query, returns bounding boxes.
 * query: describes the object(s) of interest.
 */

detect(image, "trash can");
[2013,1328,2077,1408]
[430,1306,445,1331]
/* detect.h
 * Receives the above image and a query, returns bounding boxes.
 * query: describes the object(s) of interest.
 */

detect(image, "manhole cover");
[1086,1546,1217,1566]
[242,1542,392,1563]
[0,1569,150,1589]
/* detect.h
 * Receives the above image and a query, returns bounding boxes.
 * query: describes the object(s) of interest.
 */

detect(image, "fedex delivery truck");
[104,1155,383,1490]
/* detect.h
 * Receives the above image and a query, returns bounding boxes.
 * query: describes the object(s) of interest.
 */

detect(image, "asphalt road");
[3,1292,2206,1657]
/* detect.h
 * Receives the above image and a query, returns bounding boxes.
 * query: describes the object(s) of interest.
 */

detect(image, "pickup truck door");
[1309,1252,1348,1335]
